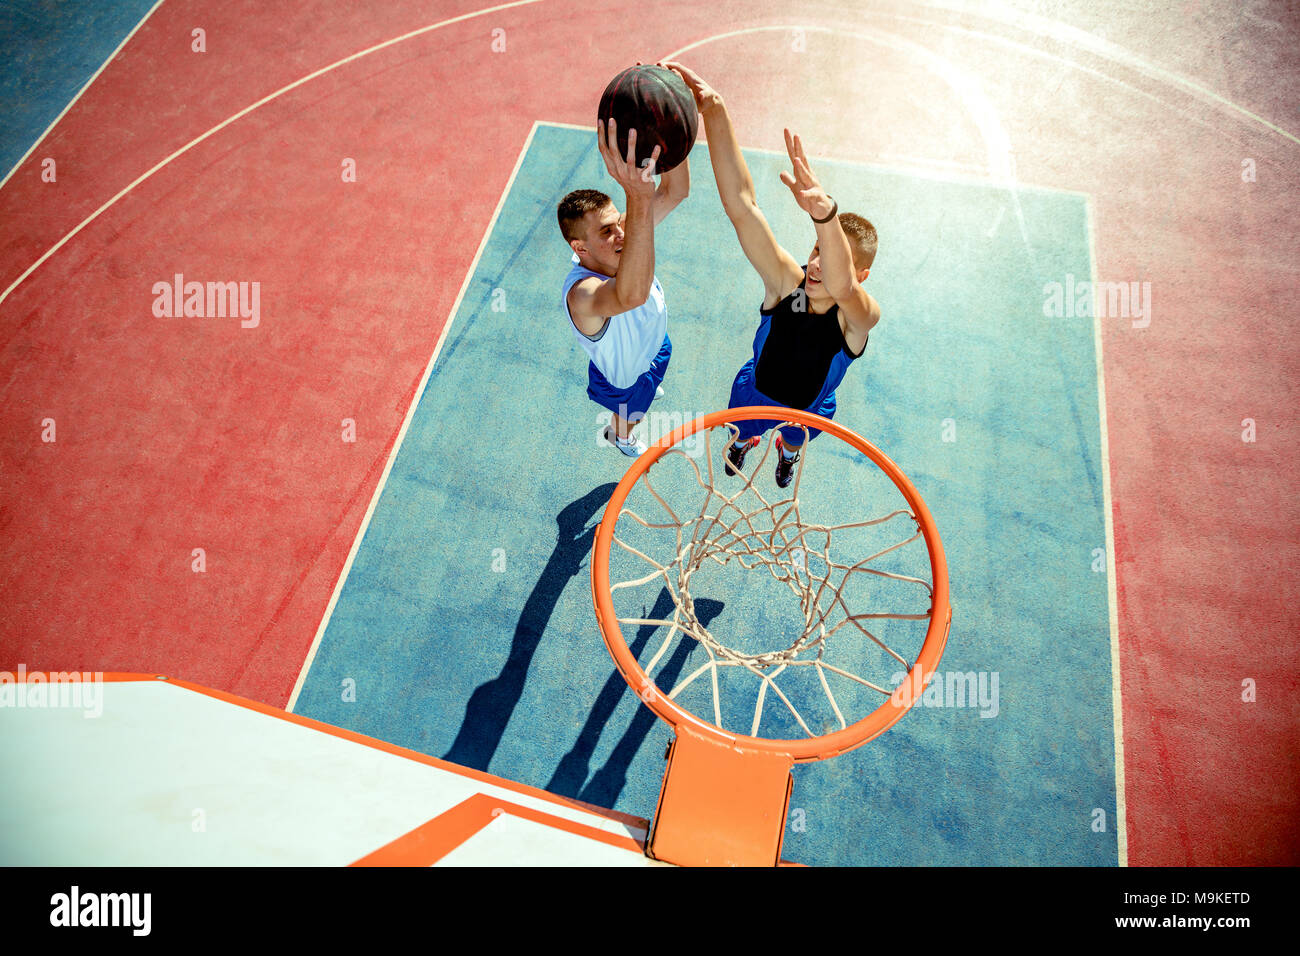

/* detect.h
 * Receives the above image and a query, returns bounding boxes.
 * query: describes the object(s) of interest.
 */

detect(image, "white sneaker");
[603,425,647,457]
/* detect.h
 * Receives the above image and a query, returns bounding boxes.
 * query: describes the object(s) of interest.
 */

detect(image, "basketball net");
[607,421,937,739]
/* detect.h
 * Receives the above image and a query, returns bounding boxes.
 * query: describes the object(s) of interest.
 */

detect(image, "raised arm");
[567,120,661,333]
[661,61,803,308]
[653,156,690,226]
[779,129,880,345]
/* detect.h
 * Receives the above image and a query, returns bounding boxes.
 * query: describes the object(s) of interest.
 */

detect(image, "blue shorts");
[726,359,836,446]
[587,335,671,422]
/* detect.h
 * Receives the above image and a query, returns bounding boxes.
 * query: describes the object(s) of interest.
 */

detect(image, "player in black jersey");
[662,61,881,487]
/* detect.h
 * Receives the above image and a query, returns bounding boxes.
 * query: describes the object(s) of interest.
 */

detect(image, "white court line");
[914,0,1299,147]
[876,153,989,176]
[879,11,1262,148]
[540,119,593,131]
[550,118,1006,188]
[286,120,543,712]
[663,25,1038,260]
[662,24,1016,180]
[0,0,167,192]
[1087,196,1128,868]
[0,0,546,309]
[709,138,1086,196]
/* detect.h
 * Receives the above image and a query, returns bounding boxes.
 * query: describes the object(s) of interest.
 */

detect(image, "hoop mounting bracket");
[647,722,795,867]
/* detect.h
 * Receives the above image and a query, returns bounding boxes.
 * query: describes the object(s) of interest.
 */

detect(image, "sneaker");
[725,436,759,477]
[774,435,801,488]
[604,425,647,457]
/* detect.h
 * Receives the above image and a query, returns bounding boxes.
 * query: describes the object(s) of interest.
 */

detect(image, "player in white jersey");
[559,118,690,456]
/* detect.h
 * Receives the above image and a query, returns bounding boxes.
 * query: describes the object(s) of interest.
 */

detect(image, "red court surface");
[1,0,1297,865]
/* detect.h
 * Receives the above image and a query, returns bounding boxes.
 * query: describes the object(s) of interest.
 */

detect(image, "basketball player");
[559,117,690,457]
[662,61,880,487]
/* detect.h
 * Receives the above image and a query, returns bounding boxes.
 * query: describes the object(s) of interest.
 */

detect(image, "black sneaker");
[774,436,800,488]
[725,436,759,476]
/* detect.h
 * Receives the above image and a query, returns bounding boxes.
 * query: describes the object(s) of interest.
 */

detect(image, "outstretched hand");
[657,60,721,112]
[597,117,660,198]
[779,129,834,220]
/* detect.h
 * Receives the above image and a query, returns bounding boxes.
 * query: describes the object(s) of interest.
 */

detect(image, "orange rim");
[590,407,952,762]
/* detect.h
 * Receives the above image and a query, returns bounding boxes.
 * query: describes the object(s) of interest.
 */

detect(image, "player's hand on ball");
[659,60,721,111]
[597,118,661,196]
[779,128,834,220]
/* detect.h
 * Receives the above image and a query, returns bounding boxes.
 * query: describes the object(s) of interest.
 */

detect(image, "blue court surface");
[293,122,1117,866]
[0,0,157,175]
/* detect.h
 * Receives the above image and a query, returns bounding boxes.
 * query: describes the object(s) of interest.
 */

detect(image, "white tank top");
[562,254,667,389]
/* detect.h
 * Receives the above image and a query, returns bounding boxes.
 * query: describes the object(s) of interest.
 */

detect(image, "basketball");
[597,65,698,173]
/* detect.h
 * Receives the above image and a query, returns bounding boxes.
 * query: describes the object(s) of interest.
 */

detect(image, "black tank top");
[754,271,865,409]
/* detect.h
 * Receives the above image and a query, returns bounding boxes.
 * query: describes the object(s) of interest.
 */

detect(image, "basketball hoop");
[590,407,951,864]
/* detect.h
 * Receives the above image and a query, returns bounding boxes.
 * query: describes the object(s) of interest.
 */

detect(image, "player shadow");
[547,587,722,808]
[442,482,617,772]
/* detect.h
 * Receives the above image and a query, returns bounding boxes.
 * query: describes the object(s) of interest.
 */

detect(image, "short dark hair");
[838,212,878,271]
[557,189,614,244]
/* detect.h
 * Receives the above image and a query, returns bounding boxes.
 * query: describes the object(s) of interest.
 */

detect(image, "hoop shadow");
[442,482,617,771]
[548,588,722,808]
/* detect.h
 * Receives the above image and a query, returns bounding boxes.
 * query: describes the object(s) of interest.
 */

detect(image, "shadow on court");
[549,589,721,808]
[442,483,618,770]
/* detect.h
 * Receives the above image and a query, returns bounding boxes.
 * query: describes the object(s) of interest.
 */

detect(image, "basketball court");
[1,0,1296,867]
